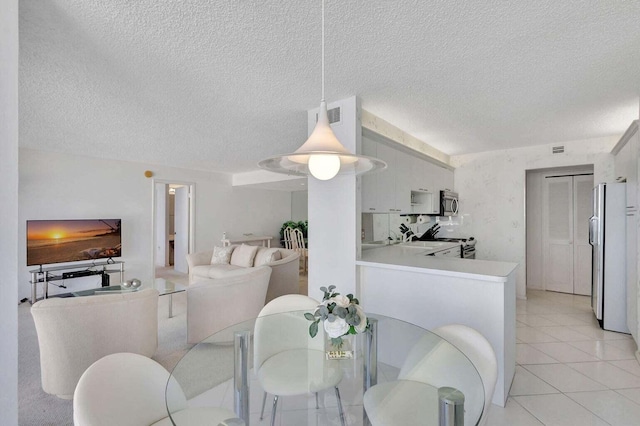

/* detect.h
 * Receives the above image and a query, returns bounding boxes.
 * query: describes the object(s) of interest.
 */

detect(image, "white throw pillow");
[254,248,282,266]
[211,246,235,265]
[230,244,259,267]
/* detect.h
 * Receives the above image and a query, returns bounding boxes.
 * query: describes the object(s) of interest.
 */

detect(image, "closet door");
[573,175,593,295]
[544,176,574,293]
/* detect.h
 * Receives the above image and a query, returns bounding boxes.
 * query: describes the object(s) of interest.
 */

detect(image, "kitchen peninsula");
[357,244,518,407]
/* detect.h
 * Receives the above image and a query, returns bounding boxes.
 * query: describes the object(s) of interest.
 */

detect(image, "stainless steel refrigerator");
[589,182,629,333]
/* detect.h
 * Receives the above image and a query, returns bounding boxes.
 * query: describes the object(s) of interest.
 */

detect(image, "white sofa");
[186,246,300,303]
[31,288,159,399]
[187,265,272,344]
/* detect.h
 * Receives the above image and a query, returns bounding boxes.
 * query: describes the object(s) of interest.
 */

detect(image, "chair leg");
[335,386,345,426]
[270,395,279,426]
[315,392,319,409]
[260,391,267,420]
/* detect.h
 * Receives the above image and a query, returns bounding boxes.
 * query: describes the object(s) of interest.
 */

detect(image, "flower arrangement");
[305,285,368,349]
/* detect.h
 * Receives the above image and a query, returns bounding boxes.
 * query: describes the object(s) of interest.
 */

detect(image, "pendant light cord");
[321,0,325,101]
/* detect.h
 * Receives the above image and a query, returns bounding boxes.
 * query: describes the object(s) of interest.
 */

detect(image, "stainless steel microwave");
[440,190,459,216]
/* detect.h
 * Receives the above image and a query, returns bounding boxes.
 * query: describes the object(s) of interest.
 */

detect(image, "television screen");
[27,219,122,266]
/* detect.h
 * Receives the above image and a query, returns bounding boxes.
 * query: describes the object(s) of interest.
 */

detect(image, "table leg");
[234,331,250,424]
[363,318,378,426]
[31,273,37,304]
[168,294,173,318]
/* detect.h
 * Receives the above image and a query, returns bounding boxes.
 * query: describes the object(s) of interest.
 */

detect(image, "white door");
[544,176,574,293]
[173,186,190,274]
[573,175,593,295]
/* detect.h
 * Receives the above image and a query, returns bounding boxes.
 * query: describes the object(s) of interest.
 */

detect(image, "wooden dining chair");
[291,228,308,273]
[282,227,295,250]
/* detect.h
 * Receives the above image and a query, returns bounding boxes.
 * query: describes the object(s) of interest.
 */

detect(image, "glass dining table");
[165,311,484,426]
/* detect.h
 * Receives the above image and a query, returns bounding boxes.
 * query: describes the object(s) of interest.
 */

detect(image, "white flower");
[324,317,350,338]
[328,294,350,308]
[354,304,368,333]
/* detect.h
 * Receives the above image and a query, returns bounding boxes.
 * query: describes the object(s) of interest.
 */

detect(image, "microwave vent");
[552,146,565,154]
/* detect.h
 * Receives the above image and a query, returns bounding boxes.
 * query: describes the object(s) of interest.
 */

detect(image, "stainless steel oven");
[440,190,459,216]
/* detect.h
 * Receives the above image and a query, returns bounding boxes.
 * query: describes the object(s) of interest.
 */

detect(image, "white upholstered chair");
[363,324,496,426]
[73,352,239,426]
[254,294,345,426]
[31,288,159,399]
[187,265,271,344]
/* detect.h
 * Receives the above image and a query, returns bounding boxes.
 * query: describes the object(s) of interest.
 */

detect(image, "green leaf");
[309,321,318,338]
[346,293,354,301]
[328,285,336,291]
[304,312,316,321]
[352,298,359,305]
[320,286,327,293]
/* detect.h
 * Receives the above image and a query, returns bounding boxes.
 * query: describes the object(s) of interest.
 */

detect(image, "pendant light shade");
[257,1,386,180]
[258,101,386,180]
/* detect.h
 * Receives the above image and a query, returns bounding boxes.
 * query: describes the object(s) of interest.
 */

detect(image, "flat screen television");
[27,219,122,266]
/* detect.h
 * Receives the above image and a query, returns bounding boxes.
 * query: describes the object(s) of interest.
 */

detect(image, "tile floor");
[486,290,640,426]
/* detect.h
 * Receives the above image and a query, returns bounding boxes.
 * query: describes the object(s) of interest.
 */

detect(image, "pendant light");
[258,0,386,180]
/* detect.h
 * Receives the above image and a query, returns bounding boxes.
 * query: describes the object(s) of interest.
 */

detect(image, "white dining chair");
[282,227,295,250]
[291,228,308,273]
[254,294,345,426]
[363,324,496,426]
[73,352,239,426]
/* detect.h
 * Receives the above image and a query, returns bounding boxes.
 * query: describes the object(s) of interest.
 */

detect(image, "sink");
[399,241,449,249]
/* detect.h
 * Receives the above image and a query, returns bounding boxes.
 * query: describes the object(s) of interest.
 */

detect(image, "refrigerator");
[589,182,629,333]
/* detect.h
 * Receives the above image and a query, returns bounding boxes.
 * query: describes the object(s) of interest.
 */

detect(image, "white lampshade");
[258,101,387,179]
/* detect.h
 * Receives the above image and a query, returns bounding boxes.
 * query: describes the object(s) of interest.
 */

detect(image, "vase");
[325,333,354,360]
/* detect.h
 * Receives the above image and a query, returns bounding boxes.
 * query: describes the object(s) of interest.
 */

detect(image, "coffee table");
[155,278,186,318]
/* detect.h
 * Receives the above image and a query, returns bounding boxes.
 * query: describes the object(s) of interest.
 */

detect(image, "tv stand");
[29,260,124,304]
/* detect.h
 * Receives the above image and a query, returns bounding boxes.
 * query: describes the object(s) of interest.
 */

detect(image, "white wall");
[154,183,167,267]
[451,136,617,299]
[0,0,18,422]
[291,190,308,222]
[19,148,292,299]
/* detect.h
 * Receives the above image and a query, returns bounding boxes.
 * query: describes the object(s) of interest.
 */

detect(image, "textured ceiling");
[19,0,640,173]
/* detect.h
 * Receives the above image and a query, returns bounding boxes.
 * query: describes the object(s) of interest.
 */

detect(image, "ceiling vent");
[316,106,341,125]
[552,146,565,154]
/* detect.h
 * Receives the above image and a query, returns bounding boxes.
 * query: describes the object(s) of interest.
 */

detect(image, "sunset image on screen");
[27,219,122,266]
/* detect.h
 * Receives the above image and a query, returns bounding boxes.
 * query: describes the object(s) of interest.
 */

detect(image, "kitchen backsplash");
[362,213,473,243]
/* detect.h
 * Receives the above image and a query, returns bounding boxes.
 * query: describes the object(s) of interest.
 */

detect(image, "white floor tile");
[510,366,559,396]
[566,361,640,389]
[566,389,640,426]
[604,338,638,352]
[517,344,559,365]
[539,314,592,326]
[530,342,600,363]
[568,340,637,361]
[533,326,593,342]
[567,325,632,341]
[609,360,640,377]
[517,315,560,327]
[523,364,607,393]
[517,327,559,344]
[484,397,544,426]
[514,394,610,425]
[616,388,640,405]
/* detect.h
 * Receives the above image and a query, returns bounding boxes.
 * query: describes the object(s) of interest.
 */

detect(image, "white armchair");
[31,288,159,399]
[187,266,272,344]
[73,352,239,426]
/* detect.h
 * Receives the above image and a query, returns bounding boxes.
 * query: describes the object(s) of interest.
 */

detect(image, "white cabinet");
[361,135,453,215]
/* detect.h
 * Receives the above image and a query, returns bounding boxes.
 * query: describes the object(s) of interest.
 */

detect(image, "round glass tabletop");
[165,311,484,426]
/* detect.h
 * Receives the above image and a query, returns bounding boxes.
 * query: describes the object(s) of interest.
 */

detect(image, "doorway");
[526,166,594,295]
[153,181,195,285]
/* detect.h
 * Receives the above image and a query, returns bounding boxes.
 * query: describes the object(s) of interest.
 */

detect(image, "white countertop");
[357,245,518,283]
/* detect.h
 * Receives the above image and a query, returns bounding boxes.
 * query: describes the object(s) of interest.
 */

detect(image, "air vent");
[316,106,341,124]
[552,146,565,154]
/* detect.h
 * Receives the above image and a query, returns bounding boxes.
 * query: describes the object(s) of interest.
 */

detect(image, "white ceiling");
[19,0,640,174]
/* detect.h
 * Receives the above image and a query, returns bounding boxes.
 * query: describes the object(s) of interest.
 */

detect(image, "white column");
[0,0,19,422]
[307,96,361,301]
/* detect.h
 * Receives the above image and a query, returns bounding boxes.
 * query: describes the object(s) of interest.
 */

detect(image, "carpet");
[18,291,196,425]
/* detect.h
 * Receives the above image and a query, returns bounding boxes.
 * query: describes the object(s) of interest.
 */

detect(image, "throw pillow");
[211,246,235,265]
[254,248,282,266]
[230,244,260,267]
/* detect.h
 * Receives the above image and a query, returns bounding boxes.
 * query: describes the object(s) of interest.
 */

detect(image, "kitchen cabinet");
[361,135,453,214]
